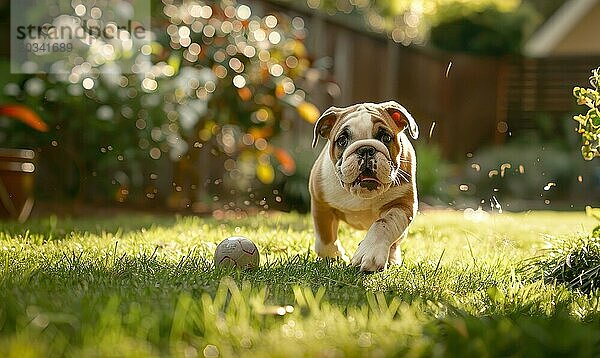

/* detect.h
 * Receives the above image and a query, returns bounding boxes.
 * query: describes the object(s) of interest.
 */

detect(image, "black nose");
[357,146,376,158]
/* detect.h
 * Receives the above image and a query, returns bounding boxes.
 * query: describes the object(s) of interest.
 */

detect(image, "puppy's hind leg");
[311,201,346,260]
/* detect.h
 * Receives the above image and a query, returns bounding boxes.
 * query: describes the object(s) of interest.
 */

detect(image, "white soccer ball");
[214,236,260,269]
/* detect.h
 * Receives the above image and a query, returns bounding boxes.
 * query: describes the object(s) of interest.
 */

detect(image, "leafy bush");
[0,59,170,201]
[573,67,600,160]
[0,1,319,208]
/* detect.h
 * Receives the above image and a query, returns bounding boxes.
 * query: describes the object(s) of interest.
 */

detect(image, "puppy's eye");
[381,133,392,143]
[336,135,348,147]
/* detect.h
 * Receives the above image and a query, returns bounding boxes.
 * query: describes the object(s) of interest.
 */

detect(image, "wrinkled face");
[328,105,406,199]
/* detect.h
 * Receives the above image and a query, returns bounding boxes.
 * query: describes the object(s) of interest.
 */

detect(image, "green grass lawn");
[1,211,600,357]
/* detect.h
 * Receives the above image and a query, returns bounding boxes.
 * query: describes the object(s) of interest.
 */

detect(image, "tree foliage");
[428,4,538,55]
[277,0,524,46]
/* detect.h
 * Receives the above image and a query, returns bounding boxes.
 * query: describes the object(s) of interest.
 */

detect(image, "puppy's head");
[312,101,418,199]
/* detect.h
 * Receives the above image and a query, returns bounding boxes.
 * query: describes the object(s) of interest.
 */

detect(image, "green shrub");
[0,1,318,207]
[573,67,600,160]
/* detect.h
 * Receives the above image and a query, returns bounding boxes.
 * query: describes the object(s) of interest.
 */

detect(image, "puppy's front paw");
[351,239,390,272]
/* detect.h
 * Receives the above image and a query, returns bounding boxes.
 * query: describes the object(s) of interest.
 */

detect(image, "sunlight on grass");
[1,211,599,356]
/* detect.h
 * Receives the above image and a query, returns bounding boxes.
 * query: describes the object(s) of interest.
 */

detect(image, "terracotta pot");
[0,148,36,222]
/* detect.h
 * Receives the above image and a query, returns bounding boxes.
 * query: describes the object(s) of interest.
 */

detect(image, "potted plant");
[0,104,48,222]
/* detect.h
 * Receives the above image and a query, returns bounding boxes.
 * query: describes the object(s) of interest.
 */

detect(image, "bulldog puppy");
[309,101,418,272]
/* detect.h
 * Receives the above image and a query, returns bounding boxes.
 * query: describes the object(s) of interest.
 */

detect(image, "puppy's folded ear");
[312,106,341,148]
[380,101,419,139]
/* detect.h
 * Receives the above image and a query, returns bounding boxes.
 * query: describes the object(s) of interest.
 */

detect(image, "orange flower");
[237,87,252,101]
[0,104,49,132]
[273,147,296,175]
[249,126,273,139]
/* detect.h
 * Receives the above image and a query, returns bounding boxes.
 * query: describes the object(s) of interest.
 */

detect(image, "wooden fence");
[506,56,600,130]
[257,1,600,159]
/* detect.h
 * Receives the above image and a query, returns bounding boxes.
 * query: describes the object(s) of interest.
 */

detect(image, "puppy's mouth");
[354,169,382,191]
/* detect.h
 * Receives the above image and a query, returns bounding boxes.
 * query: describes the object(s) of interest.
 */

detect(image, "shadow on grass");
[0,212,313,244]
[0,214,180,238]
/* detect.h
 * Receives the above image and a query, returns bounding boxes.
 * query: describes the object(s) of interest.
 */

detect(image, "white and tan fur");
[309,101,418,272]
